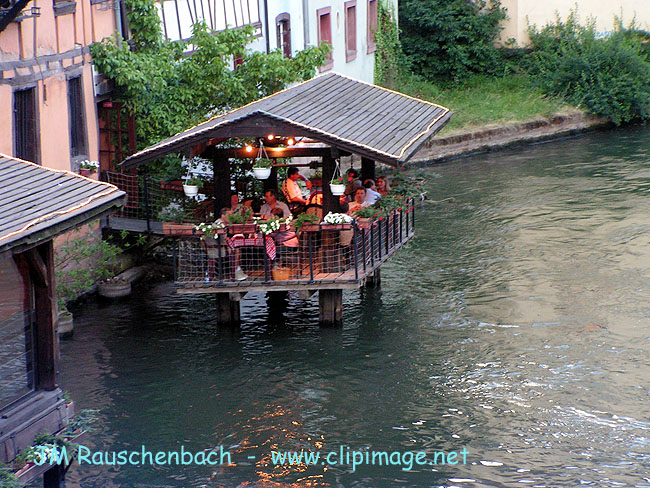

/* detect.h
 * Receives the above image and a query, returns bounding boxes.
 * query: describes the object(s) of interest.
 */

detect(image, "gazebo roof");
[122,72,452,169]
[0,154,126,253]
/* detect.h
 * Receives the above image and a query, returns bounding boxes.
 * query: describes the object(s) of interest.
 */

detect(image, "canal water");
[58,126,650,487]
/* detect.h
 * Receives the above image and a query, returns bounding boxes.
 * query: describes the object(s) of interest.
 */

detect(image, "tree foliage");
[399,0,507,81]
[90,0,329,149]
[526,13,650,125]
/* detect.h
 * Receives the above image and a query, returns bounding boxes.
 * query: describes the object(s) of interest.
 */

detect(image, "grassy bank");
[398,74,582,136]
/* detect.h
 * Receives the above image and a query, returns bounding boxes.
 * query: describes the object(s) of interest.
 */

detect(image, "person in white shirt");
[260,189,291,218]
[363,179,382,205]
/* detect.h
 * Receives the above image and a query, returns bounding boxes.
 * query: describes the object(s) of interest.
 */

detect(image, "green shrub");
[399,0,507,81]
[527,13,650,125]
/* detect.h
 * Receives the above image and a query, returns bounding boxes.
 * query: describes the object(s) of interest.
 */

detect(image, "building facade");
[155,0,395,84]
[0,0,124,171]
[499,0,650,46]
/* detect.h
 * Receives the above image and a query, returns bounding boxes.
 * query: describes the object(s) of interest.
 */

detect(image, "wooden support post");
[322,152,342,214]
[319,289,343,327]
[26,242,58,391]
[212,154,232,216]
[43,464,65,488]
[263,166,278,193]
[215,293,240,326]
[366,269,381,288]
[361,157,376,182]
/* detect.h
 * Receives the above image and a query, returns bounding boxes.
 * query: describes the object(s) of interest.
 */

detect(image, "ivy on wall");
[374,0,407,90]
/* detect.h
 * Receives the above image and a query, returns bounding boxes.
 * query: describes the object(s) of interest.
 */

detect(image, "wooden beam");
[203,146,340,160]
[32,242,58,391]
[366,269,381,288]
[212,152,231,214]
[215,293,240,325]
[361,157,376,182]
[24,248,48,288]
[319,289,343,327]
[321,152,342,215]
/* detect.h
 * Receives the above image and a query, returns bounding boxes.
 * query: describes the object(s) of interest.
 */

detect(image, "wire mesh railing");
[174,200,416,287]
[103,171,215,225]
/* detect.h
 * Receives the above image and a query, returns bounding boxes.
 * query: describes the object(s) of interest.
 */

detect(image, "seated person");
[260,189,291,218]
[344,168,363,200]
[376,176,390,197]
[363,179,382,204]
[216,207,231,225]
[347,188,370,216]
[281,167,311,213]
[270,207,299,248]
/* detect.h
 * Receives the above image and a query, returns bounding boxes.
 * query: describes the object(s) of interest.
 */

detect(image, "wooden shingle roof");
[0,155,126,252]
[122,72,452,168]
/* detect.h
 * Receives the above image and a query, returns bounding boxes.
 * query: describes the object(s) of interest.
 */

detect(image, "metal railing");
[174,200,416,288]
[103,171,215,228]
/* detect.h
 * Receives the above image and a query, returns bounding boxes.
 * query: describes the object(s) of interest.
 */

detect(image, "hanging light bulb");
[245,145,253,153]
[287,138,295,146]
[267,134,274,141]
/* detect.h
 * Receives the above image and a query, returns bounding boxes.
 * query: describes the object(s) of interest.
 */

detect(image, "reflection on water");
[58,126,650,487]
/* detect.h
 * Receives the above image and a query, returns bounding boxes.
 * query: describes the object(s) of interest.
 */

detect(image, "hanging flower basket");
[329,183,346,195]
[183,184,199,197]
[253,167,272,180]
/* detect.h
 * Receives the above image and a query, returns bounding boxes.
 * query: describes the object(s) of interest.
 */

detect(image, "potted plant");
[354,206,379,229]
[258,215,292,235]
[183,176,203,197]
[329,176,346,196]
[79,160,99,178]
[292,213,320,232]
[252,158,273,180]
[321,212,353,229]
[227,205,255,233]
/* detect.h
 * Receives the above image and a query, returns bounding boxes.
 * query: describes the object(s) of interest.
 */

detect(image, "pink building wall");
[0,0,119,172]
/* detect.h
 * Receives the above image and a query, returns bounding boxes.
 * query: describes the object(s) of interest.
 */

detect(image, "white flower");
[322,212,353,225]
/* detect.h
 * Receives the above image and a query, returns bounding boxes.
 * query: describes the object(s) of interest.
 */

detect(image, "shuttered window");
[13,88,38,164]
[68,76,87,159]
[345,1,357,62]
[367,0,377,53]
[317,7,333,71]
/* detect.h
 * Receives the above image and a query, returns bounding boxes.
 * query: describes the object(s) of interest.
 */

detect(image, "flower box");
[162,222,196,236]
[79,168,97,178]
[356,218,375,229]
[320,223,352,230]
[228,223,257,234]
[298,223,321,232]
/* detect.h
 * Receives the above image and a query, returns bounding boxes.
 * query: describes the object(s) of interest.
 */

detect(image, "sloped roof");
[122,72,452,168]
[0,154,126,252]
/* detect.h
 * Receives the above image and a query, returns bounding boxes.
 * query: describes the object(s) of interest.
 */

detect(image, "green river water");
[57,126,650,487]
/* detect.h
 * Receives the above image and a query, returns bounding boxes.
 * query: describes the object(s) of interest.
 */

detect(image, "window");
[276,13,291,58]
[367,0,377,53]
[345,1,357,62]
[317,7,333,71]
[14,88,38,164]
[68,76,87,160]
[0,254,34,409]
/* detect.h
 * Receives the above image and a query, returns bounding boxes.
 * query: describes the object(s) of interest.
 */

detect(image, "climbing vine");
[374,0,407,90]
